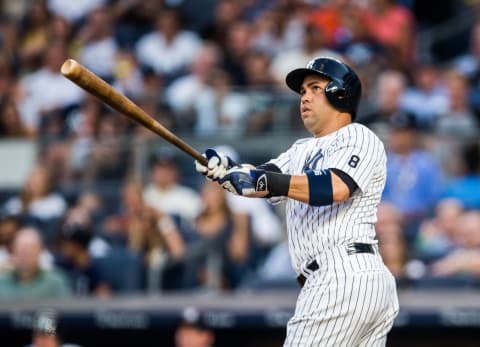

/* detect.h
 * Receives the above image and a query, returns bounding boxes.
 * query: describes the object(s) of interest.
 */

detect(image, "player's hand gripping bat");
[60,59,208,166]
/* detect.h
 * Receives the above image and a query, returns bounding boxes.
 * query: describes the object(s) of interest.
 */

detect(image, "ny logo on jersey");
[303,149,323,172]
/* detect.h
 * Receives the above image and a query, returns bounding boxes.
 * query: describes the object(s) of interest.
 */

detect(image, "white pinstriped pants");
[284,245,399,347]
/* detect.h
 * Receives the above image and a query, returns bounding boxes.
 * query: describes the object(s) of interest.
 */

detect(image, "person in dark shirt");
[55,221,110,297]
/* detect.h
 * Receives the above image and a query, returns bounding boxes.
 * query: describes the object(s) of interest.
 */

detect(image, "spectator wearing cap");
[0,227,71,299]
[143,151,202,225]
[382,112,444,241]
[55,219,111,297]
[175,307,215,347]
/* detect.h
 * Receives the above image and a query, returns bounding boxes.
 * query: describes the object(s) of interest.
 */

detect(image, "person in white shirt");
[143,151,202,224]
[18,42,84,134]
[135,7,202,81]
[76,5,118,80]
[3,163,67,221]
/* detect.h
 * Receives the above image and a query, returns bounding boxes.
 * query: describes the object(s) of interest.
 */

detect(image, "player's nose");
[301,94,311,104]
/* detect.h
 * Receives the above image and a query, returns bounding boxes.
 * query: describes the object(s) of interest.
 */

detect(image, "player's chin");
[302,117,315,131]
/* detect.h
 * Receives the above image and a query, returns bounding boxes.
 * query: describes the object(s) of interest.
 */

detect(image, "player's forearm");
[287,175,309,203]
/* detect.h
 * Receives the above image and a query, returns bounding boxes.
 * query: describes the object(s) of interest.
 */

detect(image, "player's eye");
[312,85,322,92]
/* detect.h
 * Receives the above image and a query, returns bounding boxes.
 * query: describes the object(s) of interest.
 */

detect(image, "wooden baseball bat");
[60,59,207,165]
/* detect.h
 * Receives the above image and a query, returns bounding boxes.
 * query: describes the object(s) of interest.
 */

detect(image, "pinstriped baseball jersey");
[269,123,386,274]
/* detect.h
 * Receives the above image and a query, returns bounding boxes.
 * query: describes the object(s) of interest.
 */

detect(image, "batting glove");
[219,168,268,196]
[195,148,238,181]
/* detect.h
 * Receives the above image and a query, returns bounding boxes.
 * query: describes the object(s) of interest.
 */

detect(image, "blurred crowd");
[0,0,480,299]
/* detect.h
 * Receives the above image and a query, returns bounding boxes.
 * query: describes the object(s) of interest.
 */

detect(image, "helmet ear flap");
[324,79,347,109]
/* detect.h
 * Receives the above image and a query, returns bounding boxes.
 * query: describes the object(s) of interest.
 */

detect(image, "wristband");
[265,171,291,197]
[306,169,333,206]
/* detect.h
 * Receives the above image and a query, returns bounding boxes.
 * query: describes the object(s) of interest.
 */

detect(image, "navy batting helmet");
[286,56,362,119]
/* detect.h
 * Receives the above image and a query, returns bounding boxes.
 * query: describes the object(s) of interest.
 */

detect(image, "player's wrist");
[251,170,291,197]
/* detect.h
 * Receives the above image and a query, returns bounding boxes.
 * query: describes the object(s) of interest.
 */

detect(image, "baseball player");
[195,56,399,346]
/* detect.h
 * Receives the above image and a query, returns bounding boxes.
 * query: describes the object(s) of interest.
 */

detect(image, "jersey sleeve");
[326,125,385,193]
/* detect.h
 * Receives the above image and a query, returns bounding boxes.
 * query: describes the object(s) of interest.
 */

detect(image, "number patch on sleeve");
[348,155,360,168]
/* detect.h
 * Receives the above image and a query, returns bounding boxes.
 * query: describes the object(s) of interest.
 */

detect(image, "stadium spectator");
[165,41,222,127]
[190,180,250,290]
[111,49,145,100]
[219,21,252,86]
[17,0,52,72]
[434,68,479,138]
[0,217,54,273]
[453,19,480,117]
[3,163,67,223]
[360,0,416,67]
[43,94,103,184]
[308,0,369,51]
[0,92,32,138]
[143,150,202,224]
[101,178,186,291]
[192,67,250,137]
[243,50,277,133]
[200,0,245,46]
[82,111,131,183]
[110,0,159,49]
[55,216,111,297]
[441,141,480,209]
[75,5,118,81]
[415,198,464,262]
[382,112,444,239]
[175,306,215,347]
[47,15,73,45]
[430,210,480,279]
[0,227,70,299]
[358,69,408,132]
[250,2,304,57]
[135,6,202,84]
[400,63,449,129]
[17,41,84,136]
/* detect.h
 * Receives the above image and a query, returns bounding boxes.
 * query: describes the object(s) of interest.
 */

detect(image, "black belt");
[296,243,375,288]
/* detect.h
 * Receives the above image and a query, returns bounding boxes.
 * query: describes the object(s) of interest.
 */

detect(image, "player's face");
[299,75,338,137]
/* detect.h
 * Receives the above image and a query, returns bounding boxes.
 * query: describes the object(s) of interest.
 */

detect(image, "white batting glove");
[195,148,237,181]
